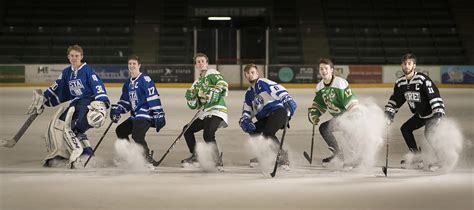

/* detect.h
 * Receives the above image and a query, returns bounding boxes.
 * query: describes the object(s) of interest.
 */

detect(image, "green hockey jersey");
[309,76,358,118]
[186,69,229,126]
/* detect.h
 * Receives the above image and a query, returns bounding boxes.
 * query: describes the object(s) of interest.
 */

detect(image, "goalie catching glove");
[87,101,107,128]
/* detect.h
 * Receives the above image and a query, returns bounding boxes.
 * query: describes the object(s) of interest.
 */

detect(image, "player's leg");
[202,116,224,168]
[400,115,425,168]
[115,118,133,141]
[262,108,289,167]
[319,118,342,165]
[43,107,83,167]
[181,119,204,165]
[130,119,154,164]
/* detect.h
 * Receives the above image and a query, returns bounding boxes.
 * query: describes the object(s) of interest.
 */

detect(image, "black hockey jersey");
[385,72,445,118]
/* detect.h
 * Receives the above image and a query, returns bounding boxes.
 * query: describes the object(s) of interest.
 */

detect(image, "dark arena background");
[0,1,473,210]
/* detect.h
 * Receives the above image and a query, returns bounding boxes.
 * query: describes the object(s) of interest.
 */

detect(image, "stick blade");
[382,166,387,176]
[0,139,16,148]
[303,151,312,164]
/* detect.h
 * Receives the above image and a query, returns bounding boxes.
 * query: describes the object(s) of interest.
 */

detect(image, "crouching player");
[239,63,297,169]
[109,55,166,165]
[27,45,109,168]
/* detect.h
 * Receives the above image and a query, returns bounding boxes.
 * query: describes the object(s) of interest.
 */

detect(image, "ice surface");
[1,87,472,210]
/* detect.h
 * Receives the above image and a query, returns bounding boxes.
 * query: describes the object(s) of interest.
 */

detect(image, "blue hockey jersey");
[116,73,164,120]
[44,63,109,107]
[242,78,290,120]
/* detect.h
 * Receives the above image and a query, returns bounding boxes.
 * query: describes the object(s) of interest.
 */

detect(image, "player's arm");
[186,81,202,110]
[341,85,359,112]
[423,77,445,117]
[239,93,256,133]
[110,85,131,123]
[262,80,297,116]
[28,72,69,115]
[88,72,109,106]
[143,76,166,132]
[205,73,228,104]
[385,83,406,124]
[308,91,326,125]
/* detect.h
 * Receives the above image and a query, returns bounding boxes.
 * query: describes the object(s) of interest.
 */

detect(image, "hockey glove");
[307,109,320,125]
[431,112,445,125]
[282,95,297,117]
[110,104,122,123]
[154,112,166,132]
[239,116,256,134]
[27,89,46,115]
[206,88,221,104]
[185,88,196,101]
[384,107,396,125]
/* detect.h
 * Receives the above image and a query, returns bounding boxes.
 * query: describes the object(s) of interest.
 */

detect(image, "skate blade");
[0,139,15,148]
[280,165,290,171]
[182,162,200,168]
[428,165,441,172]
[249,162,258,168]
[343,166,354,171]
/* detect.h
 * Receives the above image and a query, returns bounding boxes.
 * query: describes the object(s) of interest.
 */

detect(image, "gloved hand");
[385,108,395,125]
[110,104,122,123]
[239,116,256,133]
[432,112,445,125]
[27,89,46,115]
[206,88,221,104]
[154,112,166,132]
[307,108,320,125]
[185,88,196,101]
[282,95,297,117]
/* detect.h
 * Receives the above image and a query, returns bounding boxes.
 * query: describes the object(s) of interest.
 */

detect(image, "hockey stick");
[270,111,291,178]
[83,121,114,168]
[0,112,39,148]
[303,124,316,164]
[382,124,390,176]
[153,109,202,167]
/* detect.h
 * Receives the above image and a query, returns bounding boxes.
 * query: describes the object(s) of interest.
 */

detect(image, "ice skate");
[401,151,424,169]
[428,162,443,172]
[278,150,290,171]
[181,153,199,168]
[145,150,159,167]
[322,148,341,167]
[249,157,258,168]
[215,156,224,172]
[343,158,361,171]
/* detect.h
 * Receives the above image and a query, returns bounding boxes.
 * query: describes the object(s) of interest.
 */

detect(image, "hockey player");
[109,55,166,165]
[27,45,109,167]
[239,63,297,168]
[307,58,359,167]
[181,53,228,170]
[384,53,445,170]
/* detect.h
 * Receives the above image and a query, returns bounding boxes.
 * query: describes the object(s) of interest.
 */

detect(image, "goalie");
[28,45,110,168]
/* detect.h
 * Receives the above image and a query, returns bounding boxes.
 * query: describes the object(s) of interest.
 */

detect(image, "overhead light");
[208,17,231,21]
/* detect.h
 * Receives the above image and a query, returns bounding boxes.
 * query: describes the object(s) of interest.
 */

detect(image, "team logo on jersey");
[68,79,84,96]
[322,89,341,114]
[129,90,138,110]
[404,91,421,102]
[252,95,264,112]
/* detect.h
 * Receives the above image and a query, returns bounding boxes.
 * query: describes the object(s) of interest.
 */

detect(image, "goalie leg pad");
[43,107,83,166]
